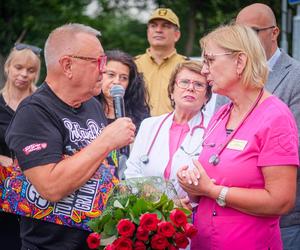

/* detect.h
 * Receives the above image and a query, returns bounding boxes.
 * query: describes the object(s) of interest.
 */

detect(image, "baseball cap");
[148,8,180,28]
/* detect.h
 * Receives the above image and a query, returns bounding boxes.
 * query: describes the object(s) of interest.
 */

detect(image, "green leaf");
[113,199,125,209]
[103,219,118,236]
[87,214,111,232]
[153,194,169,210]
[114,208,124,220]
[152,209,163,220]
[124,198,130,208]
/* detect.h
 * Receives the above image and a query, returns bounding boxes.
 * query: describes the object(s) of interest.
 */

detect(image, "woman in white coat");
[125,61,212,208]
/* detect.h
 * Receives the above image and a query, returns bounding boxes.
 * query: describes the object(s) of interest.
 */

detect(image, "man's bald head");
[237,3,276,27]
[236,3,279,60]
[44,23,101,69]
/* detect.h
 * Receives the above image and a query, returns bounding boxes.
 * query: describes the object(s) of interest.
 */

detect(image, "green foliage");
[0,0,286,85]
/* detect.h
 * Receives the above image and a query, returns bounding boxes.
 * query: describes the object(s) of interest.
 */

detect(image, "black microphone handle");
[112,95,129,156]
[112,96,125,118]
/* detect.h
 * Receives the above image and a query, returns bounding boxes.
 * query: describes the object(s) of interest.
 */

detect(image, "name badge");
[227,139,248,151]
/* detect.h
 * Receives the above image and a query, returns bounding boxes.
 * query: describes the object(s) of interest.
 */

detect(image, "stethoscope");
[203,89,264,166]
[140,111,205,164]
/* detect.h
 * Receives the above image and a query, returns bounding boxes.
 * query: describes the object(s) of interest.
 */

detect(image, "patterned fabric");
[0,153,118,231]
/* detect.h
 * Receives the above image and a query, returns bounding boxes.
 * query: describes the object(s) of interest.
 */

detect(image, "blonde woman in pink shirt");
[177,24,299,250]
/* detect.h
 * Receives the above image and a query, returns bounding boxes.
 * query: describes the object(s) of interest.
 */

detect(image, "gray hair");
[44,23,101,68]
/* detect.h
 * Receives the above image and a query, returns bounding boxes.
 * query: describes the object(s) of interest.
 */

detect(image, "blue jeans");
[281,225,300,250]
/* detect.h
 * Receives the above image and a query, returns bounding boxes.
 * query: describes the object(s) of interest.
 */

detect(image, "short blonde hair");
[200,24,268,89]
[3,48,41,93]
[168,60,212,108]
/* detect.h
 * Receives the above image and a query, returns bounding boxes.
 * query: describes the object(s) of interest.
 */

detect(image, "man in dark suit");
[215,3,300,249]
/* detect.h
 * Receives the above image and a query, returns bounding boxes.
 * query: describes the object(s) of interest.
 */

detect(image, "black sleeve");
[0,105,13,156]
[5,103,64,171]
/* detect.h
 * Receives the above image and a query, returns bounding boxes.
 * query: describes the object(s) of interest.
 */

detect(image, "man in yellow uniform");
[135,8,188,116]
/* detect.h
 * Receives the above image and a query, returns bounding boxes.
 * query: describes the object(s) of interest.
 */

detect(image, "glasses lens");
[177,79,189,88]
[177,79,206,91]
[14,43,42,56]
[98,55,107,72]
[194,82,206,91]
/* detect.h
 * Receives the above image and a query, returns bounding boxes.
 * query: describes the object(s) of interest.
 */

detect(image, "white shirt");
[125,111,209,198]
[267,47,281,71]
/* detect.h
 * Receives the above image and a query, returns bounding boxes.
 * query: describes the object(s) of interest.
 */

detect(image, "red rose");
[170,209,187,227]
[157,221,175,238]
[150,234,169,250]
[183,223,198,238]
[139,213,160,231]
[168,245,179,250]
[136,226,149,241]
[113,236,133,250]
[135,240,146,250]
[105,244,116,250]
[117,219,136,237]
[174,232,189,249]
[86,232,101,249]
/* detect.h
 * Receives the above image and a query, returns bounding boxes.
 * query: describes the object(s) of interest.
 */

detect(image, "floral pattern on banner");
[0,152,118,231]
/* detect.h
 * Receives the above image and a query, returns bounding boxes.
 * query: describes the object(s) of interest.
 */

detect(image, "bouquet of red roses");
[86,177,198,250]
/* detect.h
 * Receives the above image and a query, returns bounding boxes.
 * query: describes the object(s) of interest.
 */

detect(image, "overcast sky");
[85,0,157,22]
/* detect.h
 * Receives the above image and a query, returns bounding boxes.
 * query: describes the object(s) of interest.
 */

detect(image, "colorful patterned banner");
[0,157,118,231]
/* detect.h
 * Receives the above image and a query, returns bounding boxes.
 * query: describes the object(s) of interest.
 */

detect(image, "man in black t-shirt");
[5,23,136,250]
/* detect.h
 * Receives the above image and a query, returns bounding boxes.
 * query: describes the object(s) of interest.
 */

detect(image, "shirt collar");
[267,47,281,71]
[146,48,177,62]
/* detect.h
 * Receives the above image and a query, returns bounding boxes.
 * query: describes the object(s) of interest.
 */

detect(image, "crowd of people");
[0,3,299,250]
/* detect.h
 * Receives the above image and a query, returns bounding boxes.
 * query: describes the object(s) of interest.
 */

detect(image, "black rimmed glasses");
[203,52,234,68]
[67,55,107,73]
[176,79,207,91]
[251,25,275,33]
[14,43,42,56]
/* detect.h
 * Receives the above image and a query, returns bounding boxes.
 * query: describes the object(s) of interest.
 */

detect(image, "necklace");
[207,89,264,166]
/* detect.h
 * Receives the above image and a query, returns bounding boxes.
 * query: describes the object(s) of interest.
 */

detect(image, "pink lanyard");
[205,89,264,166]
[145,112,173,158]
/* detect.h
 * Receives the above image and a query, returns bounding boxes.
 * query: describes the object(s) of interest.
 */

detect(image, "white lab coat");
[125,111,209,198]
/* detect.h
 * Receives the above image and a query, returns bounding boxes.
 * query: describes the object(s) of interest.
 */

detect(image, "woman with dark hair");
[96,50,150,133]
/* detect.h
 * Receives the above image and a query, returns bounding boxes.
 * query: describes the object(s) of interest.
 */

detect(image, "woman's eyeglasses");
[203,52,233,68]
[176,79,207,91]
[14,43,42,56]
[67,55,107,73]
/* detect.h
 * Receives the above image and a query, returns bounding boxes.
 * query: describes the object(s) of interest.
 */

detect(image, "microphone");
[110,85,125,118]
[109,85,129,157]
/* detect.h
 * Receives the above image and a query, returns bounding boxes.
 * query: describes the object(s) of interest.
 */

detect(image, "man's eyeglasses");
[203,52,234,68]
[67,55,107,73]
[251,25,275,33]
[14,43,42,56]
[176,79,207,91]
